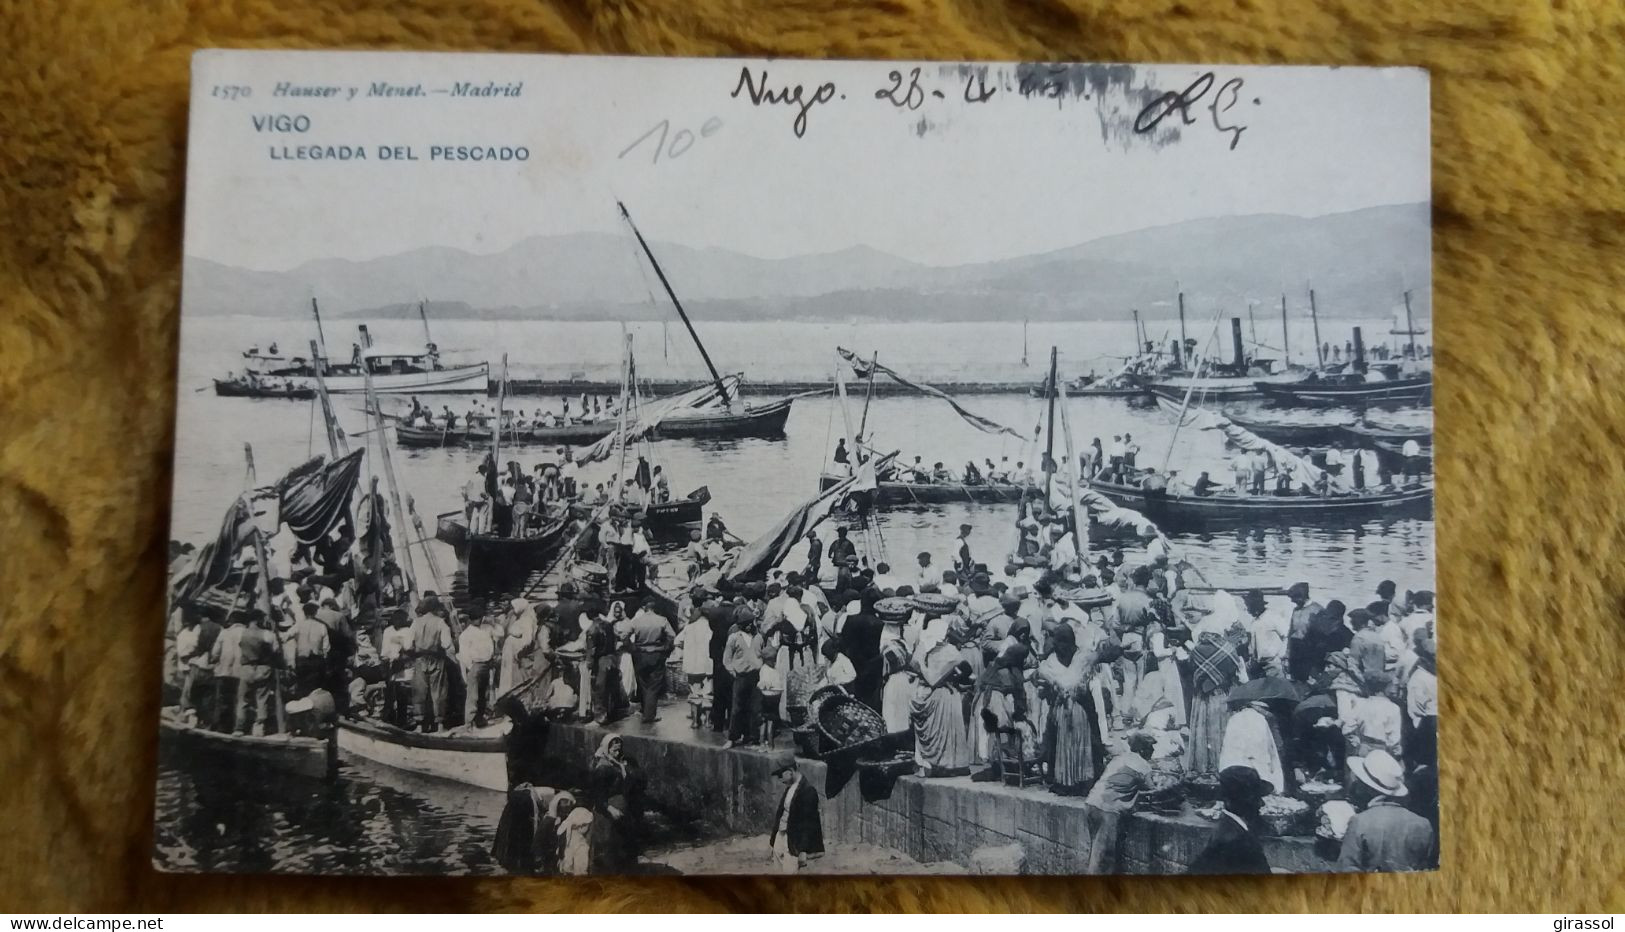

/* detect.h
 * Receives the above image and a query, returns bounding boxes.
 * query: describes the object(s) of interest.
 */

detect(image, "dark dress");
[770,780,825,857]
[1188,812,1272,874]
[588,757,644,872]
[839,611,885,711]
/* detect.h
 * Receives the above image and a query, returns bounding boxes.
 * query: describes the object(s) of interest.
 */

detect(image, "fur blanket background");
[2,0,1622,913]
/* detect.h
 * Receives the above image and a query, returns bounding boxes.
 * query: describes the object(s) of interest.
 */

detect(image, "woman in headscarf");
[501,598,539,693]
[1035,623,1097,795]
[910,617,973,776]
[970,618,1031,766]
[491,782,553,874]
[1130,608,1188,728]
[587,734,641,872]
[1185,607,1247,778]
[1219,699,1285,794]
[555,791,594,875]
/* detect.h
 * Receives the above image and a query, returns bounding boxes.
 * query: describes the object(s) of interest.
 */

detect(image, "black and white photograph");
[158,50,1437,876]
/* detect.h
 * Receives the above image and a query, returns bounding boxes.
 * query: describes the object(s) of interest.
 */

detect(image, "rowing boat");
[437,509,573,594]
[158,706,337,781]
[336,717,509,791]
[1087,478,1434,529]
[1342,421,1433,445]
[393,397,793,448]
[817,473,1031,507]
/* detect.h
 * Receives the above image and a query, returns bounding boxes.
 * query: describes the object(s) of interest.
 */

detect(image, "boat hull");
[818,474,1031,506]
[1342,422,1433,445]
[1149,374,1301,403]
[337,718,509,791]
[158,707,337,781]
[1088,479,1434,529]
[1255,378,1432,407]
[437,512,570,593]
[394,399,794,448]
[1224,416,1352,446]
[215,364,490,397]
[655,397,793,438]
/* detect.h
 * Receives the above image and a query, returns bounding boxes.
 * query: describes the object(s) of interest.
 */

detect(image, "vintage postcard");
[159,50,1435,876]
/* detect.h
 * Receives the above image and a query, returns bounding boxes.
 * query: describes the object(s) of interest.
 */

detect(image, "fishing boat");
[1254,370,1432,407]
[818,473,1029,506]
[1342,420,1433,445]
[335,717,510,791]
[1087,477,1434,529]
[438,503,572,594]
[1222,413,1352,446]
[211,377,316,399]
[158,707,337,781]
[395,420,613,448]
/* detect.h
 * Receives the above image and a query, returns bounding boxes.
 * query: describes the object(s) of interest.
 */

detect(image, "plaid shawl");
[1191,635,1242,695]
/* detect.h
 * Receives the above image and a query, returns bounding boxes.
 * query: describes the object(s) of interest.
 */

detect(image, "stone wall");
[535,721,1326,875]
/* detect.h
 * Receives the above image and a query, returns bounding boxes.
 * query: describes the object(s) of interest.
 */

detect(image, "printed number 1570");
[212,85,252,100]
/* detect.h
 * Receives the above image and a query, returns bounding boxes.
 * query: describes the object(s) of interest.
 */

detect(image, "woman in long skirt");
[1130,621,1187,727]
[910,619,973,776]
[1185,630,1243,776]
[1035,624,1096,794]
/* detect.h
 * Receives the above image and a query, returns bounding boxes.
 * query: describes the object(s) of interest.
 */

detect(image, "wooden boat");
[655,396,793,438]
[1087,477,1434,529]
[211,378,316,399]
[818,473,1030,506]
[437,509,572,594]
[335,717,509,791]
[566,487,709,533]
[1343,421,1433,445]
[1254,374,1432,407]
[396,420,612,448]
[158,707,337,781]
[1149,371,1304,403]
[1224,414,1352,446]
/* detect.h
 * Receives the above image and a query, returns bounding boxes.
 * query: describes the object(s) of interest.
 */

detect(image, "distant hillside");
[183,203,1430,322]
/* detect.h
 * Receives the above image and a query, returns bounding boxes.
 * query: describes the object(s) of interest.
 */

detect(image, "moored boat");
[1087,477,1434,529]
[158,707,337,781]
[336,717,509,791]
[1255,374,1432,407]
[396,420,613,448]
[1342,420,1433,445]
[438,509,572,594]
[655,396,793,438]
[1223,413,1352,446]
[818,473,1030,507]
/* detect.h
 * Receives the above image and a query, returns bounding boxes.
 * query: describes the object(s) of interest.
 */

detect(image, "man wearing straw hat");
[1338,750,1436,872]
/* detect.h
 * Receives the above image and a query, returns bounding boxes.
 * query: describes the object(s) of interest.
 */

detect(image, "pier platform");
[526,706,1330,875]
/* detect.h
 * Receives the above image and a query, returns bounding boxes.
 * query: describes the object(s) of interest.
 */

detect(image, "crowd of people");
[562,498,1439,874]
[455,445,676,541]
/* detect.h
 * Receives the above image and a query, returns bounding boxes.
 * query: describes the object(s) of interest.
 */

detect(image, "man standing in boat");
[408,601,458,733]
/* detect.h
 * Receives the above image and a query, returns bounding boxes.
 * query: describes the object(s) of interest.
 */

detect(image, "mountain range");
[182,202,1430,322]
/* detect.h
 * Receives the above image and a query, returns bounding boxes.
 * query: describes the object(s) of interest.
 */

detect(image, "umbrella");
[1227,675,1306,705]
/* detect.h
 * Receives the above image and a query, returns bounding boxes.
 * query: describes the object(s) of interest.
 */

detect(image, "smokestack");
[1231,317,1245,368]
[1171,338,1182,370]
[1352,326,1366,370]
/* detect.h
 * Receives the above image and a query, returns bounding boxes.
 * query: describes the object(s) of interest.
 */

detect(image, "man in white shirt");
[460,614,498,727]
[914,552,936,591]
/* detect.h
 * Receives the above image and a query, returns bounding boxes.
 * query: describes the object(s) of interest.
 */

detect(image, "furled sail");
[726,460,876,582]
[837,347,1024,438]
[575,374,744,465]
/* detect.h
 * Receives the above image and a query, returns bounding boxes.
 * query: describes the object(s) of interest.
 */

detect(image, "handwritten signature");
[1133,72,1251,150]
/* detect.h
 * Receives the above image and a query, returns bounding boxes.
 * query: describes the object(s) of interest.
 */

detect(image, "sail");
[726,461,875,582]
[576,375,744,465]
[1052,477,1160,537]
[277,448,366,544]
[170,496,256,606]
[837,347,1023,438]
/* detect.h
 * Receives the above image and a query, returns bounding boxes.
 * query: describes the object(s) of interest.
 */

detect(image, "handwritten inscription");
[1133,72,1253,150]
[730,67,835,139]
[618,116,723,165]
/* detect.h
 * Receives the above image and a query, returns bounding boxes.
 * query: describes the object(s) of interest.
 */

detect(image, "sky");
[185,51,1429,270]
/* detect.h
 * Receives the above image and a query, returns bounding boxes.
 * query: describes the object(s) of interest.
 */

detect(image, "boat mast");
[362,361,420,595]
[308,339,347,456]
[617,201,733,410]
[1043,346,1058,501]
[1247,302,1258,360]
[1160,307,1226,474]
[310,298,330,372]
[857,351,878,444]
[1402,290,1418,360]
[1309,288,1324,367]
[1131,309,1143,356]
[1177,291,1188,369]
[1022,319,1029,367]
[242,443,287,735]
[614,335,632,502]
[418,301,434,348]
[1056,380,1087,572]
[1279,294,1291,368]
[492,353,508,521]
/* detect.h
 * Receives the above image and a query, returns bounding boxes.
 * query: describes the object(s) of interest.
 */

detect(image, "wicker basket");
[816,692,888,749]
